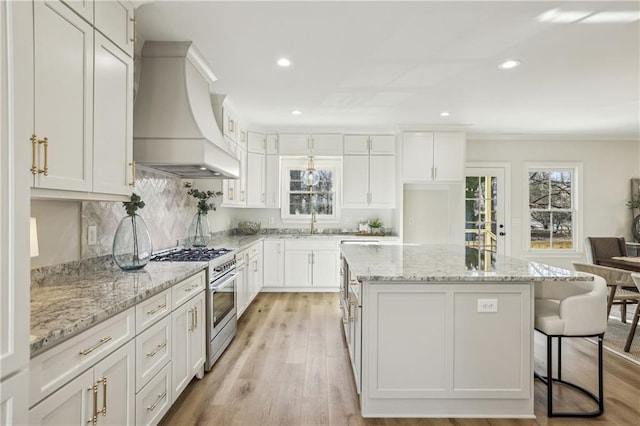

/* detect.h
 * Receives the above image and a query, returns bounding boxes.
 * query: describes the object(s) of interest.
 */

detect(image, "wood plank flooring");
[160,292,640,426]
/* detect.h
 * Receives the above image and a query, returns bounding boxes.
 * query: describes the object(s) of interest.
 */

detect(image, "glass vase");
[112,214,153,271]
[188,211,211,247]
[633,214,640,243]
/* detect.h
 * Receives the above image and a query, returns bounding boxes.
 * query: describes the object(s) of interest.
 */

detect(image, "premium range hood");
[133,41,239,179]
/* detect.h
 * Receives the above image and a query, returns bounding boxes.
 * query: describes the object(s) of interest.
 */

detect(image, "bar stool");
[534,274,608,417]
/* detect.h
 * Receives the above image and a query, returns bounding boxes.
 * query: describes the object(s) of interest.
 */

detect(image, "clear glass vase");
[112,214,153,271]
[633,214,640,242]
[188,211,211,247]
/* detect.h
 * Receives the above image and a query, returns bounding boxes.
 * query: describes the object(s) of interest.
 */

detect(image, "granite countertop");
[340,243,593,283]
[30,262,207,357]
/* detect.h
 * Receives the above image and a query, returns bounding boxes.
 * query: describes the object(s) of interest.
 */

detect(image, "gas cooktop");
[150,247,233,262]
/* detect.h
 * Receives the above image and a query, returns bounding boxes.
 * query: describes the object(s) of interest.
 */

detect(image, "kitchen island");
[339,243,593,419]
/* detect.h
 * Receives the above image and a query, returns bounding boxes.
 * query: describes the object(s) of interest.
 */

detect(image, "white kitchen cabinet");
[61,0,93,24]
[237,144,247,206]
[32,0,94,192]
[343,135,395,208]
[402,132,465,182]
[247,242,263,302]
[29,340,135,426]
[263,239,285,288]
[92,31,134,196]
[1,6,30,422]
[94,0,135,57]
[265,154,280,208]
[247,131,266,154]
[171,290,205,402]
[278,133,342,156]
[266,134,279,155]
[246,151,266,207]
[284,239,339,289]
[136,315,171,393]
[236,249,249,317]
[135,362,171,426]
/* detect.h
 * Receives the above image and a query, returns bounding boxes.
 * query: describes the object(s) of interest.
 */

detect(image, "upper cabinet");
[246,132,266,207]
[61,0,93,24]
[94,0,135,57]
[402,132,465,182]
[343,134,396,208]
[26,0,134,199]
[278,133,342,156]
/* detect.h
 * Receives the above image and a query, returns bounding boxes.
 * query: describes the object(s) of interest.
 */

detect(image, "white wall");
[467,137,639,268]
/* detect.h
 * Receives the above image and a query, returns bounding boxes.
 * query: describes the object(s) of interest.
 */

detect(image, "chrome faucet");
[310,212,317,234]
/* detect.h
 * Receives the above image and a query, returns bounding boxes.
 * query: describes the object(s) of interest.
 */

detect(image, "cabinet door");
[265,134,279,155]
[265,154,280,208]
[433,132,465,182]
[34,1,93,191]
[93,32,133,196]
[311,134,343,155]
[312,250,339,288]
[236,261,248,317]
[221,178,237,206]
[222,106,237,142]
[189,292,206,378]
[247,131,266,154]
[343,155,369,207]
[263,240,284,287]
[61,0,94,24]
[284,251,313,287]
[94,0,134,57]
[28,369,93,426]
[246,151,265,207]
[370,135,395,155]
[237,146,247,206]
[277,134,309,155]
[93,340,135,426]
[136,316,171,393]
[135,362,171,426]
[369,155,395,208]
[171,292,203,401]
[402,132,434,182]
[343,135,369,155]
[0,370,29,426]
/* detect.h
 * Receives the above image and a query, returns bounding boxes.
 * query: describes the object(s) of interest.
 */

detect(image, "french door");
[464,165,509,261]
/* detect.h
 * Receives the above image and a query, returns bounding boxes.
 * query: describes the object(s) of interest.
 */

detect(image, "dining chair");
[584,237,627,264]
[534,273,607,417]
[625,274,640,352]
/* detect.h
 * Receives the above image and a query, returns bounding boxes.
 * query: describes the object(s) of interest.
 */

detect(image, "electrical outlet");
[477,299,498,313]
[88,225,97,246]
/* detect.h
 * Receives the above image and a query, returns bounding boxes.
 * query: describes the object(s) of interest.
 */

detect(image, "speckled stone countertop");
[340,243,592,282]
[30,262,207,357]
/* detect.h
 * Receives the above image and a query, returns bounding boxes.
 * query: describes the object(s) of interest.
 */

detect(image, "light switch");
[477,298,498,313]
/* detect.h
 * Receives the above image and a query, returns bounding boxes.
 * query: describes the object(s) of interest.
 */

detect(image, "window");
[527,164,580,251]
[281,158,341,222]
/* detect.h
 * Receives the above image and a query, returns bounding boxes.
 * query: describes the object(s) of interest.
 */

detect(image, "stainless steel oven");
[206,255,238,370]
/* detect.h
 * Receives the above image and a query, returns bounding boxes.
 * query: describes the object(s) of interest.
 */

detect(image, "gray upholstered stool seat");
[534,273,608,417]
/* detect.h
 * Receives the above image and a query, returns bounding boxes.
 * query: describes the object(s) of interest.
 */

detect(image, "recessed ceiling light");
[291,110,302,115]
[498,59,521,70]
[277,58,291,67]
[440,111,450,117]
[199,167,207,171]
[580,11,640,23]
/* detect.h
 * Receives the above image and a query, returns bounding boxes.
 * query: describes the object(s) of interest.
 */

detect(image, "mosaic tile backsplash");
[81,168,220,258]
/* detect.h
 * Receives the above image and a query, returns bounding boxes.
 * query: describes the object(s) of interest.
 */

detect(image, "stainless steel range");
[151,247,238,370]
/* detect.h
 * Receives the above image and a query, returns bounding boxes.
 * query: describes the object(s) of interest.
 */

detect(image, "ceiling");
[135,1,640,139]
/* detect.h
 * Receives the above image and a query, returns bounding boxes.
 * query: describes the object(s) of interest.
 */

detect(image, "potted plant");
[112,193,153,270]
[184,182,223,247]
[368,218,384,235]
[627,191,640,242]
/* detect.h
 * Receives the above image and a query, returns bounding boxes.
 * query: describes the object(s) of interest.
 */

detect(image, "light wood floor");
[160,293,640,426]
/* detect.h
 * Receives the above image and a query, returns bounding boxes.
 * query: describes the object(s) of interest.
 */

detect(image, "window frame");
[524,162,583,255]
[280,157,342,224]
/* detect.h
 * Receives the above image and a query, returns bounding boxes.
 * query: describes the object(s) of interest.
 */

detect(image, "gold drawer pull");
[87,382,98,424]
[146,341,167,357]
[128,161,136,187]
[146,303,167,316]
[184,284,200,292]
[100,377,107,416]
[79,336,112,355]
[129,17,137,43]
[147,391,167,411]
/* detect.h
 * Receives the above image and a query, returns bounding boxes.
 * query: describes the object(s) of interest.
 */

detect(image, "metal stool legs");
[535,332,604,417]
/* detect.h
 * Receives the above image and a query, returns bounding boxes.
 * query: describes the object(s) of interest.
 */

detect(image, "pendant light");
[306,156,315,187]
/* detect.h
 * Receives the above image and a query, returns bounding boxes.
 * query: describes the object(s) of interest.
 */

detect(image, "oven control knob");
[214,266,223,272]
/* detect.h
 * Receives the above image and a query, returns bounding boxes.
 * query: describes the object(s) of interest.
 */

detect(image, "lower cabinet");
[263,239,284,288]
[135,362,172,426]
[171,291,206,401]
[29,340,135,426]
[284,239,339,289]
[237,242,263,317]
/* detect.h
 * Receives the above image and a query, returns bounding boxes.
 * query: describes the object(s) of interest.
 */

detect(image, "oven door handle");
[210,272,238,292]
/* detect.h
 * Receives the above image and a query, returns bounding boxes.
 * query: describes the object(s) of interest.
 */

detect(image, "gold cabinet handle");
[146,303,167,316]
[228,118,235,133]
[31,135,48,175]
[100,377,107,416]
[39,137,48,175]
[147,391,166,411]
[146,341,167,357]
[129,17,137,43]
[128,161,136,186]
[31,134,37,174]
[184,284,200,293]
[87,383,98,425]
[188,309,194,332]
[194,305,198,329]
[79,336,112,355]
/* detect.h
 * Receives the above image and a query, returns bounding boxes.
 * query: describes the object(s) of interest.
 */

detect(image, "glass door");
[465,166,508,264]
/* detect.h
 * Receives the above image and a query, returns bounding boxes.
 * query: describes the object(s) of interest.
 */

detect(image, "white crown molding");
[466,132,640,142]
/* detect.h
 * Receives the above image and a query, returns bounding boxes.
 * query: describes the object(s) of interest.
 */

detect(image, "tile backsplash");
[82,168,222,258]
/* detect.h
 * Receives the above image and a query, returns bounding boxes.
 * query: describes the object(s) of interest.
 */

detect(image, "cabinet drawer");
[136,315,171,393]
[30,308,135,406]
[248,242,262,258]
[172,271,206,309]
[136,362,172,426]
[136,289,171,333]
[285,239,338,251]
